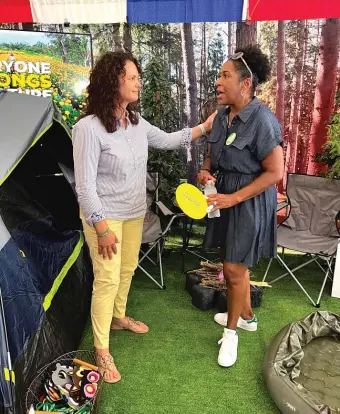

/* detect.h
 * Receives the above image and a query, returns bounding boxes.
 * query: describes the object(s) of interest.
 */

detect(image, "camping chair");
[138,172,185,289]
[263,173,340,307]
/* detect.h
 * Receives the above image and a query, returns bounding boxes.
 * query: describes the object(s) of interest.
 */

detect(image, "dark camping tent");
[0,91,93,414]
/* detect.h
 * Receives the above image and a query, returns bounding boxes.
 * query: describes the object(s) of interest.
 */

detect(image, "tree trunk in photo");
[296,21,309,174]
[236,22,257,48]
[179,62,186,129]
[199,23,206,106]
[276,21,286,132]
[112,23,123,51]
[228,22,233,55]
[287,21,305,175]
[166,25,171,81]
[21,23,34,31]
[276,21,286,194]
[181,23,199,184]
[123,23,132,52]
[56,33,68,63]
[307,19,340,175]
[175,62,181,128]
[297,21,316,174]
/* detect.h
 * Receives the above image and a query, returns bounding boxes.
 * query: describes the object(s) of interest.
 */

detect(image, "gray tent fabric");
[0,91,70,186]
[0,216,14,413]
[0,218,10,251]
[0,91,93,414]
[264,311,340,414]
[0,295,14,414]
[278,174,340,255]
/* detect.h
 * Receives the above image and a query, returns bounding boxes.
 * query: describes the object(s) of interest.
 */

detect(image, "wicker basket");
[26,350,103,413]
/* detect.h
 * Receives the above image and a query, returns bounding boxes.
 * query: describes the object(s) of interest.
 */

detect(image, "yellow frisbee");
[175,183,207,219]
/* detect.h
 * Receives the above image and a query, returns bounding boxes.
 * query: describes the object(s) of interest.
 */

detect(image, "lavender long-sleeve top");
[72,114,191,225]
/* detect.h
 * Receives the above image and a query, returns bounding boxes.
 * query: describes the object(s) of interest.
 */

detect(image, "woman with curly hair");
[197,45,284,368]
[72,51,216,383]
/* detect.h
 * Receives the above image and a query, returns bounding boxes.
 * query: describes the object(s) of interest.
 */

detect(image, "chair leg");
[158,240,165,288]
[140,248,157,266]
[189,218,194,232]
[137,263,164,289]
[315,256,335,306]
[316,267,330,307]
[138,240,165,289]
[315,257,334,280]
[181,216,189,274]
[270,256,319,284]
[326,257,335,279]
[276,255,317,306]
[262,258,273,282]
[139,241,158,264]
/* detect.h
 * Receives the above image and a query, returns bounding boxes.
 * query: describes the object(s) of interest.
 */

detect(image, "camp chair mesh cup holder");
[263,173,340,307]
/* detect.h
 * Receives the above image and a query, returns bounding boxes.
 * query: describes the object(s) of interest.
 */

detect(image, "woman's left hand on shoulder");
[203,111,217,134]
[207,193,238,212]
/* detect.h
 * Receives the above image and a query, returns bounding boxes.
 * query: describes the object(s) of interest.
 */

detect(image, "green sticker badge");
[226,132,236,146]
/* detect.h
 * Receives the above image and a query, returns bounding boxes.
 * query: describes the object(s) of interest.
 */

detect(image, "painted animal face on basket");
[44,379,62,402]
[51,363,73,388]
[42,361,101,411]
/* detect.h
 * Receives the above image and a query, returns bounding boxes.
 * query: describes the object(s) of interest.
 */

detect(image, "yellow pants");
[82,215,144,349]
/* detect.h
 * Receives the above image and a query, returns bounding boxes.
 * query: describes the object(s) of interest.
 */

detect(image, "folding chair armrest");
[155,200,174,216]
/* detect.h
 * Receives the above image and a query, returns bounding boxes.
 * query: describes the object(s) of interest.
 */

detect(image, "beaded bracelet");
[97,228,110,238]
[198,123,207,136]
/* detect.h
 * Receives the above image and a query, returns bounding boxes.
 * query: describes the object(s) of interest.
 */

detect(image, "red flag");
[248,0,340,21]
[0,0,33,23]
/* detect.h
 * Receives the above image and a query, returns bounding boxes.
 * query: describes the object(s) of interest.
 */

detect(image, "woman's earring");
[241,89,245,96]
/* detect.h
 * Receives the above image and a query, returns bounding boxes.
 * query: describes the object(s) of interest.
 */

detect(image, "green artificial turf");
[80,249,340,414]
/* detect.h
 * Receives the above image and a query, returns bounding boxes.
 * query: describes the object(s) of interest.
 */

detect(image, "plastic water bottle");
[204,180,220,218]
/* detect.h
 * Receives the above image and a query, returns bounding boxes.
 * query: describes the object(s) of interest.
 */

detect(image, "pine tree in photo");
[141,58,181,203]
[207,32,225,98]
[315,91,340,178]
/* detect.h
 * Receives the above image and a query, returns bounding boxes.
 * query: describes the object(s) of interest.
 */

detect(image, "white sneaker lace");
[218,332,237,347]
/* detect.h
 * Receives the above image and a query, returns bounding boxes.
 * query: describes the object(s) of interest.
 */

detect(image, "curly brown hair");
[79,51,142,133]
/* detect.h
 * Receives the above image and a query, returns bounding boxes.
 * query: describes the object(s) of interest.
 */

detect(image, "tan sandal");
[111,316,149,334]
[95,353,121,384]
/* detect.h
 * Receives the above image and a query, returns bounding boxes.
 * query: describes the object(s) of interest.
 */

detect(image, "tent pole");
[0,282,15,413]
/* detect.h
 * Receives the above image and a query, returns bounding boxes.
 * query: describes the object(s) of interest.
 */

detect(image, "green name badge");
[226,132,236,146]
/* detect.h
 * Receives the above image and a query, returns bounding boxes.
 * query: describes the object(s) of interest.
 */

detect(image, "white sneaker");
[214,313,258,332]
[217,328,238,367]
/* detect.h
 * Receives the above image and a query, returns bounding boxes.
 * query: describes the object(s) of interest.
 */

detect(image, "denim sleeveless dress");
[203,98,282,267]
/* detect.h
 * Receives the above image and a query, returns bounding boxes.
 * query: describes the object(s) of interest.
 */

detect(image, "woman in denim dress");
[197,45,284,368]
